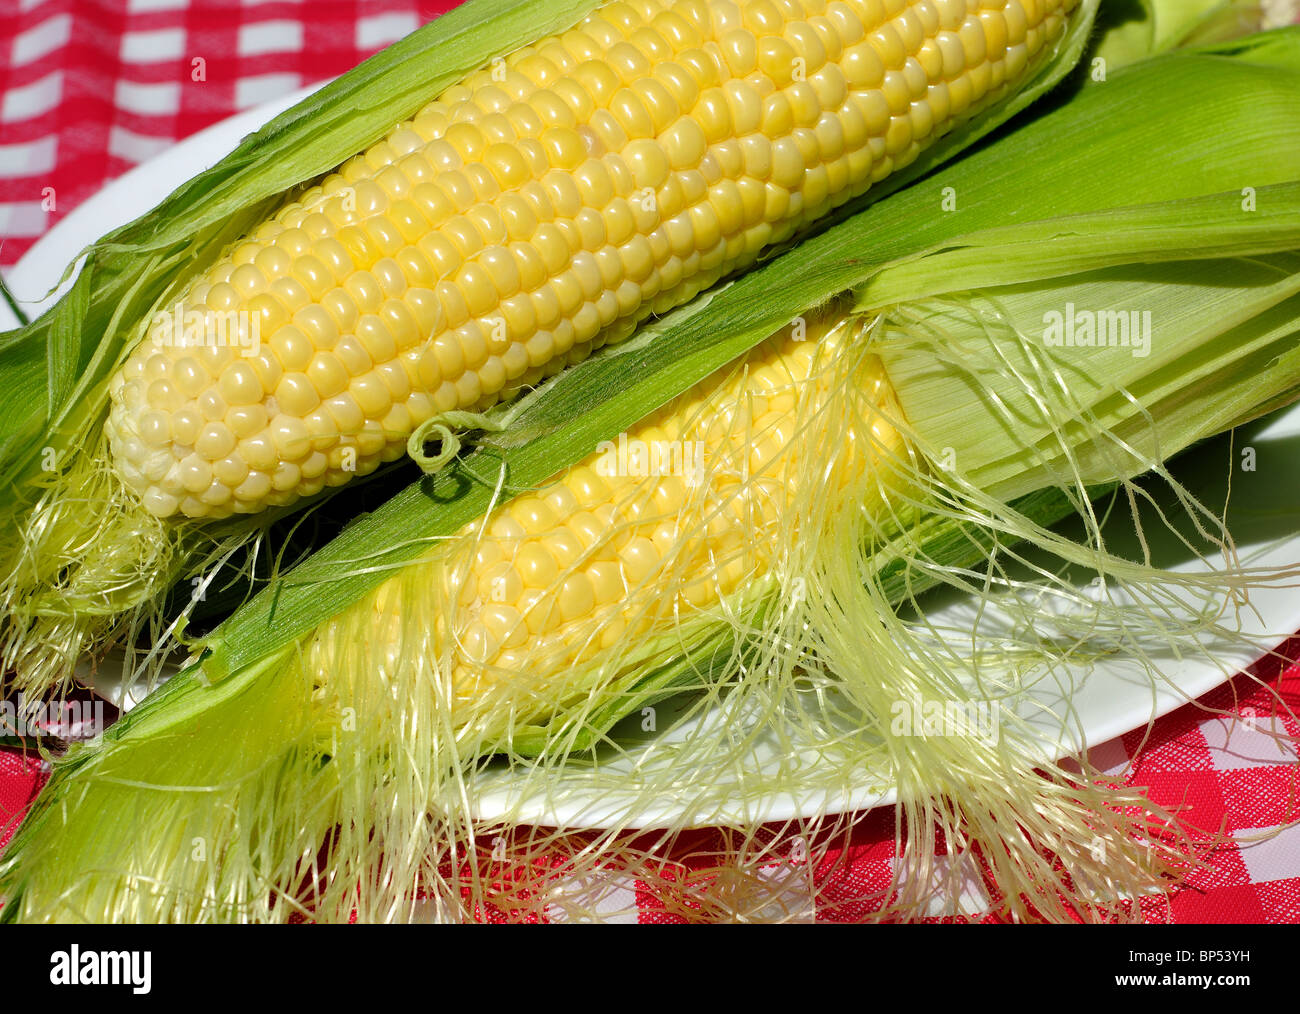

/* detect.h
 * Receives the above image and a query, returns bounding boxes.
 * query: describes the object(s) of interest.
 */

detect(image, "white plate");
[3,91,1297,831]
[471,405,1300,827]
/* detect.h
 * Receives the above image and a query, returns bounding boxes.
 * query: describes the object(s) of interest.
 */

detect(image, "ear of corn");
[5,30,1300,922]
[0,0,1101,696]
[107,0,1082,521]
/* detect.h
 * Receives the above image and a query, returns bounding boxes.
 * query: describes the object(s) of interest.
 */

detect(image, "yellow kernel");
[172,409,202,446]
[235,470,272,503]
[179,454,212,494]
[661,116,708,169]
[619,536,660,584]
[574,159,615,206]
[212,363,259,408]
[479,246,522,299]
[307,352,349,399]
[195,422,236,461]
[557,572,596,621]
[324,393,365,434]
[870,24,906,69]
[276,373,321,417]
[226,404,268,439]
[212,455,249,487]
[959,16,987,66]
[334,337,373,377]
[980,9,1008,55]
[229,263,266,298]
[770,136,805,188]
[624,139,670,191]
[484,143,530,189]
[758,36,799,86]
[607,40,651,83]
[936,30,966,78]
[695,87,733,143]
[515,543,558,589]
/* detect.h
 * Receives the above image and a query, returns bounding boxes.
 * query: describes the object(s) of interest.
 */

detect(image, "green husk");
[1090,0,1283,70]
[0,0,1104,698]
[5,28,1300,923]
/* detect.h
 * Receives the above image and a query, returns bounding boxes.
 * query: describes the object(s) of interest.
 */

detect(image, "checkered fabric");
[1,0,1298,923]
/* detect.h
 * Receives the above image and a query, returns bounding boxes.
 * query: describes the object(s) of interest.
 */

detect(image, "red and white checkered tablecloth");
[1,0,1298,923]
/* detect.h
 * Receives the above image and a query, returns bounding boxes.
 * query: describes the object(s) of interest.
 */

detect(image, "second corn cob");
[107,0,1079,519]
[313,309,902,707]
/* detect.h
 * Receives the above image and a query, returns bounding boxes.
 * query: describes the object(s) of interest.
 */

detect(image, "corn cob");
[106,0,1077,520]
[312,310,901,701]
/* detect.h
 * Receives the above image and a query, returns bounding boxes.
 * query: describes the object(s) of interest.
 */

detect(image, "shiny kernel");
[980,9,1008,54]
[557,572,596,622]
[624,139,670,191]
[195,423,236,461]
[516,544,559,588]
[300,450,329,479]
[270,460,301,492]
[229,263,266,298]
[934,0,968,32]
[532,223,571,275]
[205,281,241,313]
[276,373,321,417]
[480,246,522,298]
[870,24,907,69]
[610,88,655,140]
[307,352,349,399]
[758,36,799,85]
[361,218,404,259]
[217,362,262,406]
[512,243,549,292]
[172,410,202,446]
[607,40,651,83]
[761,92,794,136]
[376,359,412,402]
[542,174,584,222]
[958,16,987,66]
[856,90,891,135]
[324,393,365,434]
[882,69,912,113]
[695,88,733,143]
[269,276,311,317]
[350,375,392,418]
[843,39,886,88]
[661,117,708,169]
[253,246,291,281]
[589,109,629,152]
[213,455,249,487]
[333,336,372,378]
[633,79,681,134]
[619,536,660,584]
[227,404,269,439]
[531,285,562,330]
[145,379,178,410]
[235,471,273,503]
[770,136,806,188]
[196,386,228,422]
[539,126,586,171]
[484,143,530,189]
[603,199,636,246]
[133,412,172,455]
[179,455,212,494]
[937,30,966,77]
